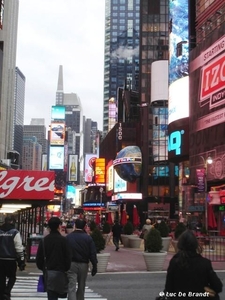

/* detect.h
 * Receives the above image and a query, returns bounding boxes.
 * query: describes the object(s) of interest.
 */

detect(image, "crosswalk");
[11,276,107,299]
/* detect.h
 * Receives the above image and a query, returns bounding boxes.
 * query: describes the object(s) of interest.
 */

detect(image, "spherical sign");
[113,146,142,182]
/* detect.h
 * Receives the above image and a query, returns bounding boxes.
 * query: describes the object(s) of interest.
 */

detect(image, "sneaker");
[115,247,119,251]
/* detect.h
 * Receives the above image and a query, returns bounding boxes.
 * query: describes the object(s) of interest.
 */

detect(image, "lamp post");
[99,187,104,218]
[200,156,213,231]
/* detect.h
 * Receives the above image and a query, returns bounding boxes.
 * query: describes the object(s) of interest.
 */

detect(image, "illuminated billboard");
[66,185,76,204]
[49,146,64,170]
[94,158,105,184]
[50,122,65,145]
[51,106,65,120]
[106,161,114,193]
[68,154,78,182]
[114,170,127,193]
[168,0,189,125]
[189,25,225,182]
[84,154,98,183]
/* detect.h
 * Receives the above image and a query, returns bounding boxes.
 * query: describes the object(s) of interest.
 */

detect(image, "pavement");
[20,239,225,276]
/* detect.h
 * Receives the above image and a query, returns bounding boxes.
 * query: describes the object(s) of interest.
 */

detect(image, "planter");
[161,236,172,251]
[97,253,110,273]
[143,251,167,271]
[120,234,130,248]
[128,236,142,248]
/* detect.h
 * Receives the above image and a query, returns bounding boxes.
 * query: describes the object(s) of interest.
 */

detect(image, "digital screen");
[66,185,76,204]
[49,146,64,170]
[51,106,65,120]
[50,122,65,145]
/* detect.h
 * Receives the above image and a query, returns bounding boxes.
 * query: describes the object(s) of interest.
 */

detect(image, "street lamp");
[200,156,213,231]
[99,187,104,217]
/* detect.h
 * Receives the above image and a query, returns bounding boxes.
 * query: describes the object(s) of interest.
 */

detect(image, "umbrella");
[95,212,101,225]
[107,212,113,225]
[121,209,127,226]
[208,204,217,229]
[132,205,140,227]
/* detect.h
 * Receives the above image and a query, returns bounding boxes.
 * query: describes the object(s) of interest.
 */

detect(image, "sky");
[16,0,105,130]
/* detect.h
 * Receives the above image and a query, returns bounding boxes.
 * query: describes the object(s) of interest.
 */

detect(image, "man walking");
[36,217,71,300]
[112,220,122,251]
[66,218,98,300]
[0,216,25,300]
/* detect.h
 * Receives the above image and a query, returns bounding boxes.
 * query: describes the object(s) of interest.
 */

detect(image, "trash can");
[26,235,43,262]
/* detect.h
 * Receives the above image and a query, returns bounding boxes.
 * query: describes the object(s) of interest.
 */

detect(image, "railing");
[197,234,225,262]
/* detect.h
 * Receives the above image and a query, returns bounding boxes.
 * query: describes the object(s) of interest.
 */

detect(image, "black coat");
[165,252,223,299]
[36,230,71,272]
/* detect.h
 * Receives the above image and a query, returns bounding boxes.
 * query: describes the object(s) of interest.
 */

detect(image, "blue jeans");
[67,262,89,300]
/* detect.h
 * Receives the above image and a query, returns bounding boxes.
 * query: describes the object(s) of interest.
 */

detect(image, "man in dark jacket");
[66,218,98,300]
[112,220,122,251]
[0,216,25,300]
[36,217,71,300]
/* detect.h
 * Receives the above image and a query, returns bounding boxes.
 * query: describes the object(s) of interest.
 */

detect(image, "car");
[51,124,64,131]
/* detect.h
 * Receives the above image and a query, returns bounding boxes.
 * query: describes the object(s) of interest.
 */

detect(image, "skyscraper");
[0,0,19,159]
[103,0,140,136]
[13,67,25,165]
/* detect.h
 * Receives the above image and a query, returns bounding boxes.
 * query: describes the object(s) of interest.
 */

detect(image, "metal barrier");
[197,235,225,262]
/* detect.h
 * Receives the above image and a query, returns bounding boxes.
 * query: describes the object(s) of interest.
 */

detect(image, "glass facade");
[139,0,172,199]
[103,0,140,136]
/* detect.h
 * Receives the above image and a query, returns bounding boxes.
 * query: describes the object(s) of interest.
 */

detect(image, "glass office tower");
[103,0,140,136]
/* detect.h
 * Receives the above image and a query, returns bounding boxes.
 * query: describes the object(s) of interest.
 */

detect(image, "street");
[86,272,225,300]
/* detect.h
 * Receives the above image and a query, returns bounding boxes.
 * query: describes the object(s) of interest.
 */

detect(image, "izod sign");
[200,53,225,108]
[0,170,55,199]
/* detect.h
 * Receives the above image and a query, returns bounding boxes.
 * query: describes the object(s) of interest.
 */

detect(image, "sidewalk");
[21,240,225,275]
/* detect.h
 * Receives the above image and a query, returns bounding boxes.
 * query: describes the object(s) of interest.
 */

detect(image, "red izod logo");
[200,53,225,108]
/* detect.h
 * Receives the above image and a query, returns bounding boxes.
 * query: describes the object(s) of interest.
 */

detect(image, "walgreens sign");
[0,170,55,199]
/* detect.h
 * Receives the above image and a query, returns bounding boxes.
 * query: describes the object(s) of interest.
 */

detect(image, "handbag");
[41,238,68,295]
[37,274,45,292]
[46,270,68,294]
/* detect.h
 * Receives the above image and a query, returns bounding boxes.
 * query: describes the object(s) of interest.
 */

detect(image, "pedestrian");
[66,218,98,300]
[141,219,152,251]
[36,217,71,300]
[0,216,25,300]
[164,230,223,300]
[112,220,122,251]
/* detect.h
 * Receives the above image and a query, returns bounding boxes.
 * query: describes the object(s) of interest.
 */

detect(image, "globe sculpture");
[113,146,142,182]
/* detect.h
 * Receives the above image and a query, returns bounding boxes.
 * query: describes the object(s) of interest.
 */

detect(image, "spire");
[57,65,63,92]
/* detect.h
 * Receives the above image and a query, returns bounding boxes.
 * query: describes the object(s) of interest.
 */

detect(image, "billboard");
[168,0,189,125]
[51,106,65,120]
[66,185,76,204]
[42,154,48,171]
[84,154,98,182]
[94,158,105,184]
[114,170,127,193]
[0,170,55,199]
[189,24,225,182]
[68,154,78,182]
[49,146,64,170]
[50,122,65,145]
[106,161,114,193]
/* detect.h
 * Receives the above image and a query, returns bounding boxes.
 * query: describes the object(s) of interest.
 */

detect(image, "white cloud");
[16,0,105,130]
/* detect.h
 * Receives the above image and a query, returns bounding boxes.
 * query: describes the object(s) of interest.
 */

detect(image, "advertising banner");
[49,146,64,170]
[189,24,225,182]
[68,154,78,182]
[50,122,65,145]
[84,154,98,182]
[0,170,55,199]
[196,168,205,193]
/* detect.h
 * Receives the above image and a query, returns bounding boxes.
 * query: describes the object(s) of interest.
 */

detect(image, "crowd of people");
[0,215,223,300]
